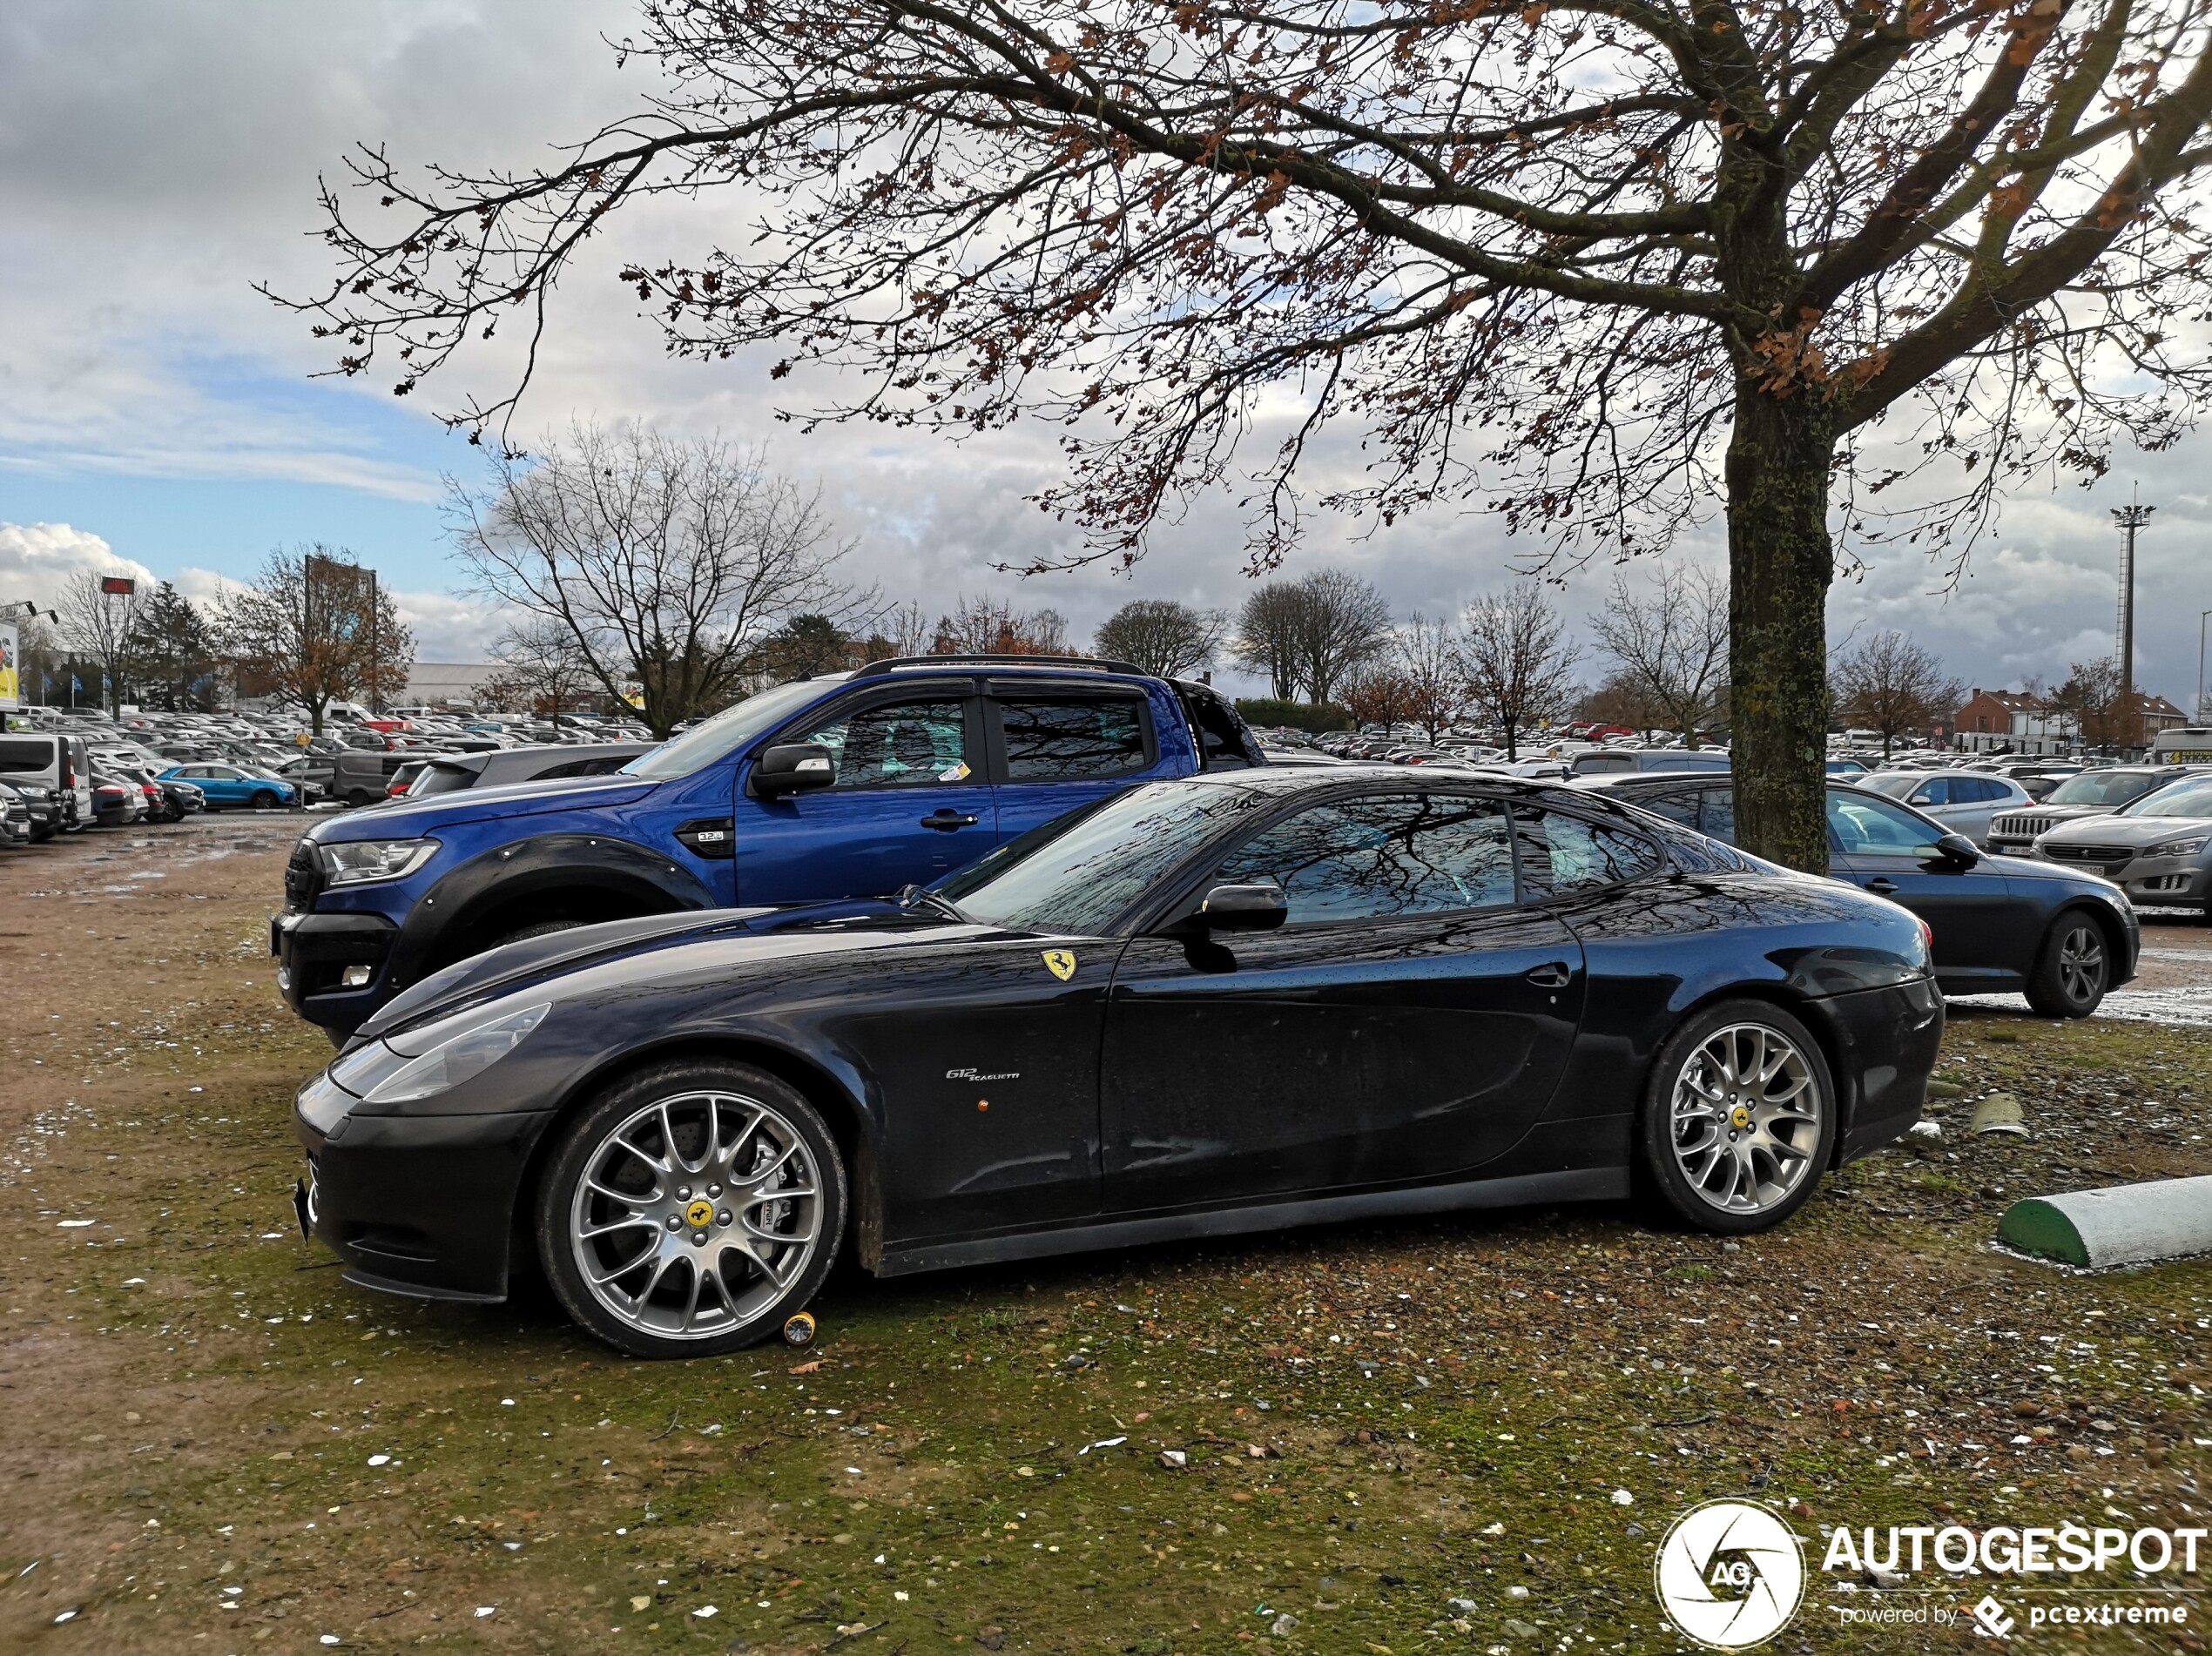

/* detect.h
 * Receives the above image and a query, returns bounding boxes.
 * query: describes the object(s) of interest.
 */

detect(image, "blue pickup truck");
[274,654,1264,1039]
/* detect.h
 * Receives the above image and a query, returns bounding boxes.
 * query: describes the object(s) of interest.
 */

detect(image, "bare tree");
[885,601,933,659]
[56,571,146,717]
[2052,656,2132,751]
[1231,585,1305,701]
[220,546,415,733]
[1590,567,1731,750]
[486,616,602,719]
[1396,613,1467,744]
[1290,571,1394,706]
[1094,598,1227,679]
[1460,586,1579,761]
[930,596,1069,655]
[446,421,870,740]
[1831,631,1964,761]
[286,0,2212,872]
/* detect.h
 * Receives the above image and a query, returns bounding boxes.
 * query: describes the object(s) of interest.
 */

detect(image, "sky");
[2,0,2209,709]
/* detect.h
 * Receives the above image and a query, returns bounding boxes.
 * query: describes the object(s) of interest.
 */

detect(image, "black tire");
[2024,912,2110,1019]
[492,919,589,949]
[250,790,279,810]
[1637,999,1838,1235]
[345,789,374,809]
[536,1059,846,1359]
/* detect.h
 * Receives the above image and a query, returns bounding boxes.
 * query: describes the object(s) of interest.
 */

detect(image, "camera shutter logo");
[1653,1499,1806,1649]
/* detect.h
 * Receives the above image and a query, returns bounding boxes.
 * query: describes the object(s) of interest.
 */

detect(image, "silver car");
[1858,770,2036,847]
[1987,764,2204,857]
[2036,773,2212,909]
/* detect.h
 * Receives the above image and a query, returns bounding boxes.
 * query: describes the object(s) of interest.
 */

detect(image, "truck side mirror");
[751,743,836,798]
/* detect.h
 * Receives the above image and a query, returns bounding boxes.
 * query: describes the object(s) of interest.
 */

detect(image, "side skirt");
[875,1168,1629,1278]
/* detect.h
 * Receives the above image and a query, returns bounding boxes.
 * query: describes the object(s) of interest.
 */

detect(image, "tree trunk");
[1726,385,1835,873]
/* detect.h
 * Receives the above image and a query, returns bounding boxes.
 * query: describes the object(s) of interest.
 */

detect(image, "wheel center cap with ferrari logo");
[684,1198,715,1229]
[1729,1104,1752,1129]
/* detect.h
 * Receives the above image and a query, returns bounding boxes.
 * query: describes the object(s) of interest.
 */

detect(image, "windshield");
[942,780,1271,933]
[2122,778,2212,818]
[619,678,835,780]
[2049,771,2167,807]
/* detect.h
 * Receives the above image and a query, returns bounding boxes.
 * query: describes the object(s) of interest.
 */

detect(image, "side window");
[1698,786,1737,844]
[1000,697,1150,782]
[1634,790,1703,829]
[1828,791,1945,858]
[792,698,972,789]
[1520,809,1664,895]
[1908,778,1949,806]
[1210,794,1515,926]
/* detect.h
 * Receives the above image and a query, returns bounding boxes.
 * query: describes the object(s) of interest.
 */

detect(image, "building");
[1953,688,2079,756]
[401,662,503,710]
[2120,690,2188,751]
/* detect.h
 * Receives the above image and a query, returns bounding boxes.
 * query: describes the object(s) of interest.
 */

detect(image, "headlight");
[2148,838,2208,858]
[329,1002,550,1105]
[319,838,438,885]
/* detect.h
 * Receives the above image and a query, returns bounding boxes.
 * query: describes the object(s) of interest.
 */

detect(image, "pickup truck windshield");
[620,678,837,780]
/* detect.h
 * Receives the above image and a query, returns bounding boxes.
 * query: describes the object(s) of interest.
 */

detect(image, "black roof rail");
[849,653,1145,679]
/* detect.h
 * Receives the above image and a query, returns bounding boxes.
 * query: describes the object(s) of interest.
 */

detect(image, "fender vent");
[673,818,736,859]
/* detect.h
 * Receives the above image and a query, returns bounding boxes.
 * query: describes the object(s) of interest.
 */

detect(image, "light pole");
[2198,608,2212,725]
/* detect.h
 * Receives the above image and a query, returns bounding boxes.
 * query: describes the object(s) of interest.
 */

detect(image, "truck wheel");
[536,1059,846,1358]
[493,919,587,948]
[2025,913,2108,1018]
[345,789,374,808]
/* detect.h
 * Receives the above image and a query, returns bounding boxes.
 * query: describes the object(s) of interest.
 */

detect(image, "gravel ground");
[0,818,2206,1653]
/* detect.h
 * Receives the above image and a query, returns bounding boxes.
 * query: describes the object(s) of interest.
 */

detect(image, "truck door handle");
[1866,878,1898,895]
[1525,961,1571,988]
[921,809,980,831]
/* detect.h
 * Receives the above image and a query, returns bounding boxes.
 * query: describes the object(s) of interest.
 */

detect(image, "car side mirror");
[1194,883,1288,932]
[751,743,836,798]
[1931,831,1980,868]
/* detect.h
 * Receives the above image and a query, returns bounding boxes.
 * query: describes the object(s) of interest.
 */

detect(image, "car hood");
[302,770,658,844]
[351,899,1000,1046]
[2039,814,2212,847]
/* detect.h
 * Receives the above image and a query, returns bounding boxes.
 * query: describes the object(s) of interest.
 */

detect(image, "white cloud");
[0,522,156,609]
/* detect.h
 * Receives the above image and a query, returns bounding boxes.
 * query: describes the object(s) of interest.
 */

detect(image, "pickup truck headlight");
[329,1001,550,1105]
[2147,837,2208,858]
[319,838,438,885]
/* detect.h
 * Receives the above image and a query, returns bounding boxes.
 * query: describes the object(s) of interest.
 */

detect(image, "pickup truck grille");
[1991,812,2054,842]
[2044,844,2133,865]
[284,838,324,912]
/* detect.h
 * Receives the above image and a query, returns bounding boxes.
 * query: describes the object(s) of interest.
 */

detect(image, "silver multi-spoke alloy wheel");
[568,1089,826,1343]
[2056,923,2105,1006]
[1667,1021,1824,1217]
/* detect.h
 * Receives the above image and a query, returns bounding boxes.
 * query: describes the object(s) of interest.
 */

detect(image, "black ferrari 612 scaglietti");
[294,768,1942,1357]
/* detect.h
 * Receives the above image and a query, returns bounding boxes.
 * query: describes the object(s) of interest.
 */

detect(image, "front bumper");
[273,910,401,1032]
[295,1070,543,1302]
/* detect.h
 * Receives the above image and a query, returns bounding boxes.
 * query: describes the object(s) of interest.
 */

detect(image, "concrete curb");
[1998,1175,2212,1268]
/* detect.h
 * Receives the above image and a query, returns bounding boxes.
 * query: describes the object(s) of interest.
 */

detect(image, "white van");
[0,730,95,829]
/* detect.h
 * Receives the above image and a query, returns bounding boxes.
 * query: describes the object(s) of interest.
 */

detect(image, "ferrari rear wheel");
[536,1059,845,1358]
[1639,1000,1835,1235]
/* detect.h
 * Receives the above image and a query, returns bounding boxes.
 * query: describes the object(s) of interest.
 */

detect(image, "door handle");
[1525,961,1571,988]
[921,809,980,831]
[1866,878,1898,895]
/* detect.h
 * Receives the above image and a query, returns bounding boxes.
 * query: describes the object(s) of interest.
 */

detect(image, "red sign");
[98,576,137,596]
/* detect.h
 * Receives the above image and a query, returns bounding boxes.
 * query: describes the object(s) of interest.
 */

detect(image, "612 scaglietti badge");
[293,770,1942,1358]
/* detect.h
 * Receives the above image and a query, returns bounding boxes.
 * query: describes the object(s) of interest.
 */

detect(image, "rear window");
[1517,808,1664,895]
[1000,697,1150,782]
[412,764,478,797]
[0,737,55,771]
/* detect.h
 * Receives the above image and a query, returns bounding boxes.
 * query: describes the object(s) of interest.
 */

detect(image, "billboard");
[0,619,17,710]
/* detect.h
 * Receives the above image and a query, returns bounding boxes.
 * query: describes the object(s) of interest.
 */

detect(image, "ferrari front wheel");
[536,1059,845,1358]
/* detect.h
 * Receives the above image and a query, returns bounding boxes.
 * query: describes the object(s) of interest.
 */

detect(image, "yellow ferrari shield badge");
[1042,948,1077,982]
